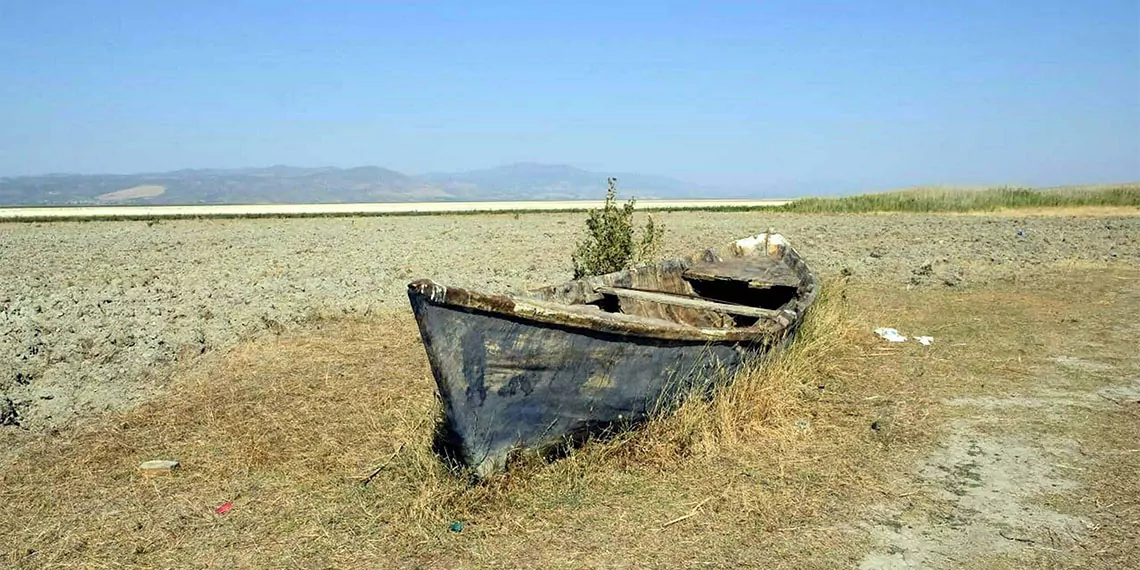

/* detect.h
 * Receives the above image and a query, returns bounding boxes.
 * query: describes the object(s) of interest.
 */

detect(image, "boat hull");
[408,290,770,477]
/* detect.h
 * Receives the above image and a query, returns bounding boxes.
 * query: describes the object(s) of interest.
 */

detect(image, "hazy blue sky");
[1,1,1137,193]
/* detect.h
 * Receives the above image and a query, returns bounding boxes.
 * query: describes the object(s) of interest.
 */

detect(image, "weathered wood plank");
[684,257,801,288]
[594,287,781,318]
[606,267,735,328]
[514,297,699,330]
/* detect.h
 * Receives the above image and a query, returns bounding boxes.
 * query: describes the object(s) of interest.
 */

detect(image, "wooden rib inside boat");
[407,233,817,477]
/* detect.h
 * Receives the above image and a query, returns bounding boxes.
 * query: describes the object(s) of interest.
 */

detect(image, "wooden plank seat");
[594,286,780,319]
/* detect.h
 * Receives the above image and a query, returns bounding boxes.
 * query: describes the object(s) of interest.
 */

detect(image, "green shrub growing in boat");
[572,177,665,278]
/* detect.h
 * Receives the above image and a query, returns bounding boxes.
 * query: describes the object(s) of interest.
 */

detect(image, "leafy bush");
[572,178,665,278]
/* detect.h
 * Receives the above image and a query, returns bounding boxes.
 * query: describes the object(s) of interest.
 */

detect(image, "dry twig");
[360,443,406,486]
[662,496,714,529]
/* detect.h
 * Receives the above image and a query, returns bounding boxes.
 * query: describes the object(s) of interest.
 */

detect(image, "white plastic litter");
[874,328,908,342]
[874,328,935,345]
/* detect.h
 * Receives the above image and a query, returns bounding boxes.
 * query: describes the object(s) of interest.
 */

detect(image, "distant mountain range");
[0,163,731,206]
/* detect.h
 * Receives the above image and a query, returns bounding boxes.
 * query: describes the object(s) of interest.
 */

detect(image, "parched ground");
[1,210,1138,568]
[2,211,1135,433]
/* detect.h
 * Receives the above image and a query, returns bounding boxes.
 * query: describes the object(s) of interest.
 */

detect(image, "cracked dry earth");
[858,278,1140,569]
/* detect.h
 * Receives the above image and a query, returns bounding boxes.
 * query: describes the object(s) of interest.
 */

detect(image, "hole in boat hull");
[685,278,798,311]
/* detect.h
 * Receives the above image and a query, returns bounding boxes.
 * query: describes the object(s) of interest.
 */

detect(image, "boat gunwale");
[407,234,818,343]
[408,280,787,342]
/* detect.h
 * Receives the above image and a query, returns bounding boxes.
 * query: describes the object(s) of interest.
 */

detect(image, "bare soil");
[849,269,1140,569]
[2,212,1136,439]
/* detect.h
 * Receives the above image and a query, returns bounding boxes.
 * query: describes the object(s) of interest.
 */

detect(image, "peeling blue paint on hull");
[409,293,765,477]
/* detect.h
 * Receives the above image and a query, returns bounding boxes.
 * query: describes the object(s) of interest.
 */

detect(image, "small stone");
[0,397,19,426]
[139,459,180,475]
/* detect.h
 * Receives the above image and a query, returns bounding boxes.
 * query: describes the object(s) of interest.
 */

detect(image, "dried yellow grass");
[593,279,858,468]
[5,264,1137,568]
[0,281,894,569]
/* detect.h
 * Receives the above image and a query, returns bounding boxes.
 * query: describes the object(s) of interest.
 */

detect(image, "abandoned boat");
[407,233,817,477]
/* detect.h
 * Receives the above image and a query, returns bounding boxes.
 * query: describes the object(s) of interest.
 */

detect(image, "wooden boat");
[407,233,817,477]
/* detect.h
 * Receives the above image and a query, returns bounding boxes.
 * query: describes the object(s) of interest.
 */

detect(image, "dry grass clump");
[590,280,858,469]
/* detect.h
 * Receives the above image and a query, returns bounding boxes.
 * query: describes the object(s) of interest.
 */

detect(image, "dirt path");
[855,270,1140,569]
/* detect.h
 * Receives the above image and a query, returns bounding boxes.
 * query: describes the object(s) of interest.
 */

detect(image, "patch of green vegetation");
[571,177,665,278]
[643,184,1140,214]
[772,184,1140,214]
